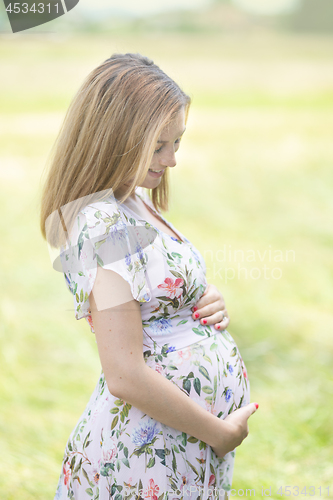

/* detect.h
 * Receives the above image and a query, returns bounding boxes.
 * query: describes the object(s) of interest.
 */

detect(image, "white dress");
[54,188,250,500]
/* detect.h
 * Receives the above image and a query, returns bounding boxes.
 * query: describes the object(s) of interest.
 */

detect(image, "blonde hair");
[39,53,191,248]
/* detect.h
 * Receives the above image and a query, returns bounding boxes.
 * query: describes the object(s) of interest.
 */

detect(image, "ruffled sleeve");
[60,197,153,333]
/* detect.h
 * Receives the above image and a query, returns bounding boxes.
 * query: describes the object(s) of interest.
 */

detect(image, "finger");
[219,295,226,309]
[197,309,225,326]
[192,301,225,321]
[214,312,229,330]
[245,402,259,417]
[231,402,259,421]
[215,319,229,330]
[191,285,221,313]
[200,309,226,326]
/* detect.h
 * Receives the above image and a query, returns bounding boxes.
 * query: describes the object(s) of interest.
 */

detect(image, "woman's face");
[115,107,186,199]
[142,106,186,189]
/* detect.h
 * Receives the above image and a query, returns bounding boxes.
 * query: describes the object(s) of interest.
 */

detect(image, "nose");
[159,146,177,168]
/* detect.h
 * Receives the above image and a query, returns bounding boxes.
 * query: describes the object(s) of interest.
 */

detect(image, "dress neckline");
[118,192,186,244]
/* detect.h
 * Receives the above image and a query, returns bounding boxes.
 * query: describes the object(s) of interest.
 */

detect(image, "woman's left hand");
[191,283,229,331]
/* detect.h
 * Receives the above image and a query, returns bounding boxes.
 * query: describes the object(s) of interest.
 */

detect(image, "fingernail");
[202,319,207,325]
[193,306,198,312]
[194,312,199,319]
[255,403,259,410]
[216,324,221,329]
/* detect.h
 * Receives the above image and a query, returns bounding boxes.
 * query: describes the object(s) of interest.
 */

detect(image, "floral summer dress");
[54,188,250,500]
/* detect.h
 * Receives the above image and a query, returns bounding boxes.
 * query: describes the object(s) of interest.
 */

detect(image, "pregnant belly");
[144,330,250,419]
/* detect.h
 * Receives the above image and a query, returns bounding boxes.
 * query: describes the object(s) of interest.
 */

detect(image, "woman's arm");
[90,266,257,458]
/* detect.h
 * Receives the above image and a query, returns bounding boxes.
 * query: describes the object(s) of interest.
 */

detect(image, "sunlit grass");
[0,31,332,499]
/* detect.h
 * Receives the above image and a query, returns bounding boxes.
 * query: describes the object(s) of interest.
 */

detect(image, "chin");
[143,178,161,189]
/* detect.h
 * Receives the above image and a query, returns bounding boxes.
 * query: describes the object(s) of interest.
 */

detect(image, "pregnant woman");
[40,53,258,500]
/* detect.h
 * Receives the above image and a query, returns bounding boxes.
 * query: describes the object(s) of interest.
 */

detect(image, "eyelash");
[154,139,181,154]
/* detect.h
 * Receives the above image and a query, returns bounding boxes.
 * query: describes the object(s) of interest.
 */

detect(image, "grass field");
[0,31,332,499]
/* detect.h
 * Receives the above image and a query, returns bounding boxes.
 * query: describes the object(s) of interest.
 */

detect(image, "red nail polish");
[202,319,207,324]
[195,312,199,319]
[255,403,259,409]
[216,325,220,329]
[193,306,198,312]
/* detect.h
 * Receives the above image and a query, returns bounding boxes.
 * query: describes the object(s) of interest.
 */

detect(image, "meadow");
[0,31,332,498]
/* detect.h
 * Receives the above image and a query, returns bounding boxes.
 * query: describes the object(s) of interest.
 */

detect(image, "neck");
[114,187,137,202]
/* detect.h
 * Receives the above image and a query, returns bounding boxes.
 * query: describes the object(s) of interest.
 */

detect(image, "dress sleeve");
[60,198,152,331]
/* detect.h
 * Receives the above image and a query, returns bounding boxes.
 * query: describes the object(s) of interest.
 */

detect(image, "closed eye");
[154,138,182,155]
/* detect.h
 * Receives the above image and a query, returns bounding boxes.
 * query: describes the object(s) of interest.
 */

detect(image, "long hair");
[39,53,191,248]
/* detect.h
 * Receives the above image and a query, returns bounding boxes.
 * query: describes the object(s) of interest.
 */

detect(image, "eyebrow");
[157,127,186,143]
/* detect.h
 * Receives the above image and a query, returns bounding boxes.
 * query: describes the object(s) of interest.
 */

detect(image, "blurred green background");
[0,1,333,498]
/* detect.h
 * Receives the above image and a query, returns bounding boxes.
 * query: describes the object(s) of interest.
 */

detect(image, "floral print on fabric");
[54,191,250,500]
[59,194,153,330]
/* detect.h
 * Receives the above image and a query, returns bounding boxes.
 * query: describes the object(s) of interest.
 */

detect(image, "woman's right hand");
[211,402,259,459]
